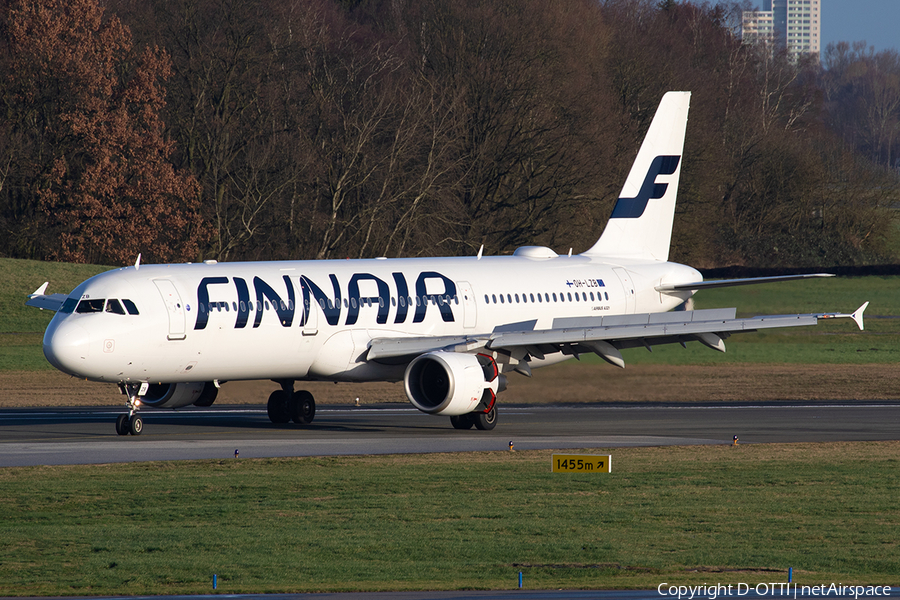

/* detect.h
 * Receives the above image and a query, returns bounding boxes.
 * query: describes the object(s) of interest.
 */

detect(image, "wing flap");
[490,312,820,349]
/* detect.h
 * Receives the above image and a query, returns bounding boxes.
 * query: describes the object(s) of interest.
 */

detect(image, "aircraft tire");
[291,390,316,424]
[267,390,291,424]
[129,416,143,436]
[450,415,474,430]
[472,406,498,431]
[115,414,130,436]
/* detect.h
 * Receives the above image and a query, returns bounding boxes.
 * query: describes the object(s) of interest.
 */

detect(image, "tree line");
[1,0,899,268]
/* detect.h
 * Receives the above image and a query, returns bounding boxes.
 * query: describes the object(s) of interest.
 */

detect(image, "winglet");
[31,282,50,297]
[851,301,869,331]
[818,301,869,331]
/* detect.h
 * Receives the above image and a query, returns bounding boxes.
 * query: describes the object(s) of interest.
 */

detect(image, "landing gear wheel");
[267,390,291,424]
[115,414,130,436]
[472,406,498,431]
[450,414,474,430]
[129,416,143,436]
[290,391,316,424]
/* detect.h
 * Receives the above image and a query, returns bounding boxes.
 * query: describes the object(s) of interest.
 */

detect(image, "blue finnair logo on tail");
[610,155,681,219]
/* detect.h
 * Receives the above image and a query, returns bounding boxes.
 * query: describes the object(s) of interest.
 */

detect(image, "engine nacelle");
[139,382,218,408]
[404,352,501,416]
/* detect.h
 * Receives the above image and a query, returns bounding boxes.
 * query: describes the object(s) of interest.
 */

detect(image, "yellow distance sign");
[551,454,611,473]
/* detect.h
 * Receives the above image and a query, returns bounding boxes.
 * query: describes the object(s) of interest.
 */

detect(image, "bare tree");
[3,0,202,264]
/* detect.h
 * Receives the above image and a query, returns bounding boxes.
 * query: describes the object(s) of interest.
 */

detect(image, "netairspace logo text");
[657,583,893,599]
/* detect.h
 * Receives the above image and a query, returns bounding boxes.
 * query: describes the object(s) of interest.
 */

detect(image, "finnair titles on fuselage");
[28,92,868,436]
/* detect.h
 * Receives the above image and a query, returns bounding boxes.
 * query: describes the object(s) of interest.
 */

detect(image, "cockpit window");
[60,298,78,314]
[105,299,126,315]
[122,299,139,315]
[75,299,105,313]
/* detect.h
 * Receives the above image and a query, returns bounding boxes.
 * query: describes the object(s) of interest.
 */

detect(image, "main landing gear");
[116,383,144,436]
[267,380,316,425]
[449,405,498,431]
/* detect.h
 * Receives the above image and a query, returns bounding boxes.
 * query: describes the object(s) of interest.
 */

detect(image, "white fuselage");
[42,250,699,385]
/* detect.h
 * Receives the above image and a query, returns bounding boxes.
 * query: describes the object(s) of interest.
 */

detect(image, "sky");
[820,0,899,55]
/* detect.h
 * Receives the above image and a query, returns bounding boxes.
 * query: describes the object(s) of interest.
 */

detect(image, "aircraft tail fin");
[583,91,691,261]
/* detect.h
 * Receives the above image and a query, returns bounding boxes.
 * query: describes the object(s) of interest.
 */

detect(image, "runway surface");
[2,402,900,467]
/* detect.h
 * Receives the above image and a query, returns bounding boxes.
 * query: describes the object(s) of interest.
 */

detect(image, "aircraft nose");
[43,317,91,376]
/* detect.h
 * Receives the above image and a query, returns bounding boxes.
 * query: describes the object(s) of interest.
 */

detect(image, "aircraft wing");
[26,283,68,312]
[367,303,869,369]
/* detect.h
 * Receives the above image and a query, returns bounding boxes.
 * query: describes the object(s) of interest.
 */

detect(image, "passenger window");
[568,292,573,302]
[484,295,489,304]
[605,292,609,300]
[537,294,542,303]
[507,294,512,303]
[545,293,550,302]
[105,299,126,315]
[492,294,497,303]
[530,293,535,303]
[552,293,557,302]
[515,294,519,303]
[590,292,595,301]
[76,299,105,313]
[499,295,504,304]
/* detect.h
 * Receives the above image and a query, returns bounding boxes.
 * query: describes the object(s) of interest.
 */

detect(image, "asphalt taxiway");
[2,402,899,467]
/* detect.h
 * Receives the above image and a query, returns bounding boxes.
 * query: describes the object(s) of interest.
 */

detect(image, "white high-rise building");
[742,0,821,61]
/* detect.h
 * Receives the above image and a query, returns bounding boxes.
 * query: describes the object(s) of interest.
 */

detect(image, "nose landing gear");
[115,383,145,436]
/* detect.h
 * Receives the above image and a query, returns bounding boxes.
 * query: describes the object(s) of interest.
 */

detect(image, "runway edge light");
[551,454,611,473]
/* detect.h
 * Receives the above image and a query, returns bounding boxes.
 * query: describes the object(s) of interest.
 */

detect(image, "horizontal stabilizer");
[656,273,834,292]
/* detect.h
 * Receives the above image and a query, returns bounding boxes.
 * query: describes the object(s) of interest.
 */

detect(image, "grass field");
[0,444,898,595]
[1,259,899,596]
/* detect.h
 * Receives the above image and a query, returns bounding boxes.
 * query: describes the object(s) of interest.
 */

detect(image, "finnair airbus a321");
[27,92,868,435]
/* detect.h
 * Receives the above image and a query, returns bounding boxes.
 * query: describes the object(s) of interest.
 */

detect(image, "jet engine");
[138,382,218,408]
[404,352,503,416]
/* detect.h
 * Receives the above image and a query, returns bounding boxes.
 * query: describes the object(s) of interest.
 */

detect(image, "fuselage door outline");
[456,280,477,329]
[153,279,187,340]
[613,268,635,314]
